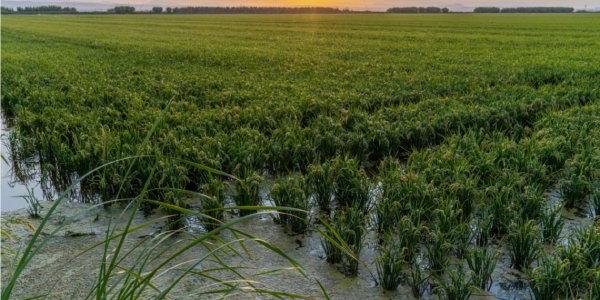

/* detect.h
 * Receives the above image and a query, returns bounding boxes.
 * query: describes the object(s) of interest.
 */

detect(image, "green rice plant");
[375,233,406,291]
[540,206,564,244]
[426,230,452,273]
[320,206,366,275]
[587,270,600,300]
[339,206,367,276]
[200,178,225,232]
[516,185,545,221]
[331,156,370,210]
[234,171,263,216]
[507,220,541,271]
[568,225,600,269]
[434,267,473,300]
[528,255,572,300]
[591,185,600,217]
[560,171,592,209]
[408,258,428,298]
[271,173,310,233]
[486,185,514,237]
[475,212,493,246]
[397,216,421,263]
[466,246,497,291]
[306,163,334,215]
[20,186,43,218]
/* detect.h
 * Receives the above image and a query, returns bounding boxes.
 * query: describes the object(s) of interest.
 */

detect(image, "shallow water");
[1,114,47,212]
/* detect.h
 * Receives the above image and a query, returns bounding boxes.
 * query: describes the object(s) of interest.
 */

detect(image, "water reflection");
[1,113,50,212]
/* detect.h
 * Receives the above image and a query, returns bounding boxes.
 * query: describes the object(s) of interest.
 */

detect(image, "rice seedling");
[397,216,421,263]
[588,270,600,300]
[434,266,473,300]
[320,205,366,276]
[234,171,263,216]
[466,246,497,291]
[426,230,452,273]
[568,225,600,269]
[507,220,541,271]
[306,163,334,215]
[271,173,310,233]
[516,185,545,221]
[560,171,592,209]
[407,258,428,298]
[331,157,370,210]
[200,177,225,231]
[528,255,572,300]
[485,185,514,237]
[540,206,564,244]
[21,186,42,218]
[591,185,600,217]
[375,233,406,291]
[475,212,493,247]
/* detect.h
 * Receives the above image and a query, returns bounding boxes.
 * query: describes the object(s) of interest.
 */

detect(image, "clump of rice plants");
[540,206,564,244]
[375,233,406,291]
[426,230,452,273]
[234,171,263,216]
[475,213,493,247]
[568,225,600,269]
[408,259,428,298]
[434,267,473,300]
[271,173,310,233]
[486,184,515,237]
[528,255,571,299]
[320,205,366,276]
[331,157,370,210]
[21,187,42,218]
[591,186,600,217]
[397,216,421,263]
[559,166,593,209]
[306,163,334,215]
[589,271,600,300]
[507,220,541,271]
[466,246,497,291]
[516,185,544,220]
[200,178,225,231]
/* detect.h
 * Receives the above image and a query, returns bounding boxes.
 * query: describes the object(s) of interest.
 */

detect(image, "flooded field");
[2,14,600,299]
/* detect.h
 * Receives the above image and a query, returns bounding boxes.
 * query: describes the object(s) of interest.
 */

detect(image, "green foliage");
[306,163,334,215]
[234,172,263,216]
[320,206,366,276]
[529,255,573,300]
[540,207,564,244]
[434,267,473,300]
[408,259,428,298]
[331,157,370,210]
[200,178,225,231]
[426,230,452,273]
[507,220,541,271]
[466,247,497,291]
[375,233,406,291]
[271,173,310,233]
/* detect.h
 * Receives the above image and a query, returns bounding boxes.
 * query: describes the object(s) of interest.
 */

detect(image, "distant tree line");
[165,6,345,14]
[1,5,77,14]
[387,7,450,13]
[474,7,574,13]
[107,6,135,13]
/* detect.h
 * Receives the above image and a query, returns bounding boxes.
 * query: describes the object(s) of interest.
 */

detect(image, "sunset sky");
[4,0,599,11]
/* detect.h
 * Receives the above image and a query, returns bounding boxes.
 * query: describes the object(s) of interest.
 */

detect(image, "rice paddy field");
[1,14,600,299]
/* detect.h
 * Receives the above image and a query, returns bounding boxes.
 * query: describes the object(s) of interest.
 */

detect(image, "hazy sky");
[5,0,600,11]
